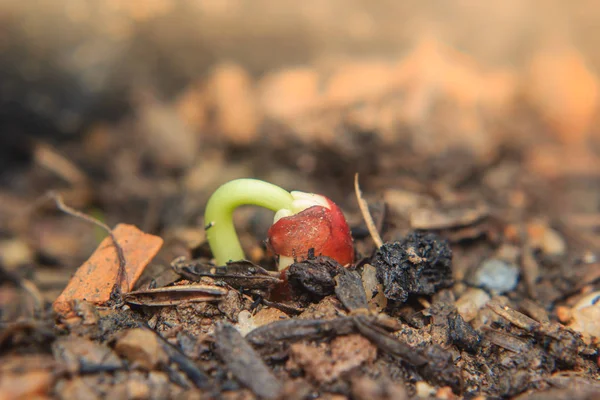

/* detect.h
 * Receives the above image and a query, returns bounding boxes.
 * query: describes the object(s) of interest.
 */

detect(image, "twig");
[47,191,127,303]
[354,173,383,248]
[33,142,88,186]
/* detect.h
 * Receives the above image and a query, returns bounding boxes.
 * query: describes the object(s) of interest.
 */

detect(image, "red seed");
[267,197,354,266]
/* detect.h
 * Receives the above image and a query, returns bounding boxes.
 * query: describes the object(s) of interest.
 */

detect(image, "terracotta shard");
[52,223,163,318]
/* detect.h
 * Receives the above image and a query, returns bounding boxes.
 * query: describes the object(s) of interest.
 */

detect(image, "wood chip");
[482,327,531,353]
[335,268,368,312]
[52,224,163,318]
[519,299,550,325]
[214,322,282,399]
[487,301,541,331]
[246,317,356,347]
[353,316,427,366]
[521,245,540,298]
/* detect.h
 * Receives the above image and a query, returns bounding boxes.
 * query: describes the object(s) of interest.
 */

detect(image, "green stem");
[204,178,294,265]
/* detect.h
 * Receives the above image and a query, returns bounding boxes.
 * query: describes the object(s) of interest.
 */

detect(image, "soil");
[1,2,600,400]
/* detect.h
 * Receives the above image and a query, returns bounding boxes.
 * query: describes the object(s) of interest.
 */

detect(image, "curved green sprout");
[204,179,294,265]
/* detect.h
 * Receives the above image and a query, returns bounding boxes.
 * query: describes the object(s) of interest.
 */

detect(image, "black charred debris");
[374,231,453,303]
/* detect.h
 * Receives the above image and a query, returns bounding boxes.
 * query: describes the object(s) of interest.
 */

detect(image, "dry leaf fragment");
[124,284,227,306]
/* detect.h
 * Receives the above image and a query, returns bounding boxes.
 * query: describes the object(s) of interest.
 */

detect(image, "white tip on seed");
[290,191,330,213]
[273,208,293,223]
[272,191,331,224]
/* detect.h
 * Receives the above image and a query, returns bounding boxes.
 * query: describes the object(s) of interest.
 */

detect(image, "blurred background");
[0,1,599,303]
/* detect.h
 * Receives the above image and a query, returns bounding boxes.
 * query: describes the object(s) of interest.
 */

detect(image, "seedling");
[204,178,354,269]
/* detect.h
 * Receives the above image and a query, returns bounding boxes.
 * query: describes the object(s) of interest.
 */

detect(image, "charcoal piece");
[246,317,356,347]
[374,232,453,302]
[214,322,282,399]
[419,345,463,392]
[335,268,368,311]
[286,256,342,298]
[353,316,428,367]
[448,310,482,354]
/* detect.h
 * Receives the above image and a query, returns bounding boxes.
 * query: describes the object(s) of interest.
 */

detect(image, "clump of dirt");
[374,232,453,302]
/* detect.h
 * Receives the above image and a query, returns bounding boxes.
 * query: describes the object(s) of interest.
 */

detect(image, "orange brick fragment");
[52,224,163,318]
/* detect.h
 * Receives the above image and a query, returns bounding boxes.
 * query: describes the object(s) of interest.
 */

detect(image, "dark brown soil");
[1,2,599,399]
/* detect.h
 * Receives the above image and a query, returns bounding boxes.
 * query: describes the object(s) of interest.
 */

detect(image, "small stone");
[0,239,34,270]
[114,328,168,370]
[351,376,408,400]
[415,381,436,398]
[252,307,290,328]
[555,305,572,323]
[473,259,519,294]
[126,378,150,400]
[436,386,458,400]
[495,244,520,264]
[235,310,256,336]
[236,307,290,337]
[569,291,600,340]
[540,228,566,257]
[447,311,482,354]
[455,288,491,322]
[53,337,122,374]
[527,220,567,257]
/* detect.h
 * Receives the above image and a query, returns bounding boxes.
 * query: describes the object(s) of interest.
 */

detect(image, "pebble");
[527,220,567,257]
[455,288,491,322]
[0,239,33,271]
[568,291,600,340]
[114,328,168,370]
[473,258,519,294]
[415,381,436,398]
[235,307,289,337]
